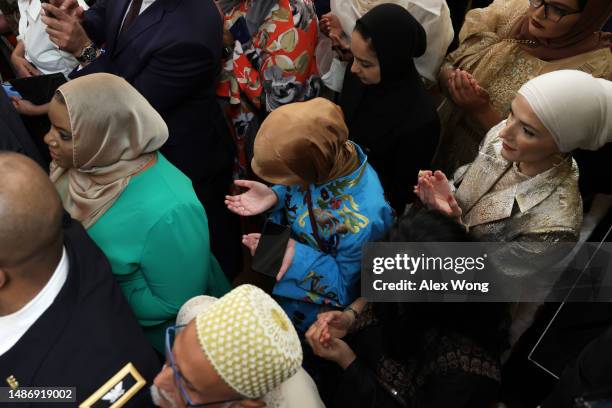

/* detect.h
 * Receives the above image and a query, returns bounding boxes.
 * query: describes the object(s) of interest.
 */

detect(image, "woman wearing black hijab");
[340,4,440,215]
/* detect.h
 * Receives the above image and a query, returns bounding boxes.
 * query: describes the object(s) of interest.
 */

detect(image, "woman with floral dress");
[216,0,321,181]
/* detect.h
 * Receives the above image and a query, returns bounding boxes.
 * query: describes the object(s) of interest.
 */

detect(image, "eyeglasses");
[164,325,242,407]
[528,0,581,23]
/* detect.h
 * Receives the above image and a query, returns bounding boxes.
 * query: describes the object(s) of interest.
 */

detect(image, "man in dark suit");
[41,0,241,279]
[0,153,160,407]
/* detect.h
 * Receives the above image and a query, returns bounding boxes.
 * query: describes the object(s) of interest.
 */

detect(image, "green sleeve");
[127,203,228,323]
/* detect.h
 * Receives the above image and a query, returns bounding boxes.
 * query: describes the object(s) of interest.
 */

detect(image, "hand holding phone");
[251,221,291,278]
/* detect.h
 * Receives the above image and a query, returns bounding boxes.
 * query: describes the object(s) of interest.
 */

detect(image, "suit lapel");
[107,0,133,54]
[114,1,165,56]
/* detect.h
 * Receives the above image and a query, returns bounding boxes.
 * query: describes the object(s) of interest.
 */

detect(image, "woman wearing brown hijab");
[44,73,230,352]
[225,97,393,333]
[435,0,612,174]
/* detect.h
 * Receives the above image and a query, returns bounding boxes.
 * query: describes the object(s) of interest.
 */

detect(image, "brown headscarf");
[512,0,612,61]
[251,98,360,186]
[49,73,169,228]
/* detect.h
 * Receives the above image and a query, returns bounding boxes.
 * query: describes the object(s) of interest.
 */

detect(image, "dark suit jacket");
[73,0,234,188]
[0,214,161,407]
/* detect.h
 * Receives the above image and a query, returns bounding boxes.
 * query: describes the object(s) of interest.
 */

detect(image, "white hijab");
[518,70,612,153]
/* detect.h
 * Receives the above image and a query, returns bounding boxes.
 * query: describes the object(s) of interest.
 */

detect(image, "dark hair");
[353,19,372,42]
[374,209,510,361]
[578,0,587,10]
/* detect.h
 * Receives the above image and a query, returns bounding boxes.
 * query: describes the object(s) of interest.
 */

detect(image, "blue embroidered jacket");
[269,144,394,332]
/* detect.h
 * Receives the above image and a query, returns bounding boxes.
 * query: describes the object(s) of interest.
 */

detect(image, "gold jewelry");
[503,38,538,46]
[51,141,59,147]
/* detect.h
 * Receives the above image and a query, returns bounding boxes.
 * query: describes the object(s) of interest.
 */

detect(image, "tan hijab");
[251,98,360,186]
[49,73,168,228]
[512,0,612,61]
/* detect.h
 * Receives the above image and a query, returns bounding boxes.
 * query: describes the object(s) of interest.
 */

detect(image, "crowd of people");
[0,0,611,406]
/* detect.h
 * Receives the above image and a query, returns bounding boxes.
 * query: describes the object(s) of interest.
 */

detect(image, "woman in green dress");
[44,73,230,352]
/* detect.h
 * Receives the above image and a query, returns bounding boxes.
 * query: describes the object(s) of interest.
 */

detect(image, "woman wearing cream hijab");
[44,73,230,353]
[417,70,612,344]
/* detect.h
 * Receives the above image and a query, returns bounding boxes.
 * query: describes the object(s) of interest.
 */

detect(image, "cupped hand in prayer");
[447,69,490,113]
[414,170,462,220]
[320,13,343,38]
[225,180,278,216]
[306,320,356,369]
[316,310,354,343]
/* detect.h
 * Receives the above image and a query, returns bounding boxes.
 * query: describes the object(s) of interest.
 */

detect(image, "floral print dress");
[216,0,321,181]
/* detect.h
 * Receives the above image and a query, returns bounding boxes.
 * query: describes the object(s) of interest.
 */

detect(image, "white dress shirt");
[0,247,69,356]
[119,0,157,31]
[18,0,89,77]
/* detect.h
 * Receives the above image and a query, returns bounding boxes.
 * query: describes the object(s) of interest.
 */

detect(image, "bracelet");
[344,306,359,320]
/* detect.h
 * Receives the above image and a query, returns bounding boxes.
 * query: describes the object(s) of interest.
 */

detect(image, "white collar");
[0,247,69,356]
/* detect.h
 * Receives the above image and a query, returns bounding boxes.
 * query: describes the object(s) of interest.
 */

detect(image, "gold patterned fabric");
[433,0,612,174]
[452,122,582,282]
[195,285,303,399]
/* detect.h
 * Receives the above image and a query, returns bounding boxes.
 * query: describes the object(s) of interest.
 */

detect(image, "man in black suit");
[0,153,160,407]
[41,0,241,278]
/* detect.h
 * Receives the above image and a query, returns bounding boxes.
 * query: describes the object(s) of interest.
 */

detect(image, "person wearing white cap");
[416,69,612,344]
[151,285,324,408]
[417,69,612,251]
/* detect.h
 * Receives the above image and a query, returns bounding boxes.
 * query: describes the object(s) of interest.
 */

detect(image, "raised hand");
[225,180,278,216]
[49,0,85,20]
[305,320,356,369]
[320,13,343,38]
[42,3,91,55]
[448,69,490,112]
[316,310,354,342]
[415,170,462,220]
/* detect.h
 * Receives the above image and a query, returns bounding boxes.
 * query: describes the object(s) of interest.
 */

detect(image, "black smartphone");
[229,16,251,45]
[252,220,290,278]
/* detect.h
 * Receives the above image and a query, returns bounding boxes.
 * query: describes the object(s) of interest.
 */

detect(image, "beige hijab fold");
[49,73,169,228]
[251,98,360,186]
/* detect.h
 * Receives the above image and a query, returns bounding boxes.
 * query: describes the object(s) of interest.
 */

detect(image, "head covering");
[355,3,426,83]
[49,73,168,228]
[517,70,612,152]
[195,284,302,399]
[512,0,612,61]
[176,295,218,327]
[339,4,438,174]
[251,97,360,185]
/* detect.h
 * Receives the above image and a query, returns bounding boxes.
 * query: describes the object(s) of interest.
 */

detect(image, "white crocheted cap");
[195,284,303,399]
[176,296,218,327]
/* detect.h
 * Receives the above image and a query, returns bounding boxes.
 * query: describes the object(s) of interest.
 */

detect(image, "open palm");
[225,180,278,216]
[416,170,462,219]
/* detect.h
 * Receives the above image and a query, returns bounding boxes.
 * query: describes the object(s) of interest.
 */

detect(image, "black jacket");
[0,215,161,407]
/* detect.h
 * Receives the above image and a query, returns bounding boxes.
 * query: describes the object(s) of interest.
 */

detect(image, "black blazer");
[73,0,234,186]
[0,215,161,407]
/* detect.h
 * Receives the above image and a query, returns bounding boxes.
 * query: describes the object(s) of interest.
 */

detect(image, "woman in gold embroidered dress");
[434,0,612,173]
[418,70,612,343]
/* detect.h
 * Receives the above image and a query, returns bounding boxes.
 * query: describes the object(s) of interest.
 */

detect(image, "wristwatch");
[76,43,98,63]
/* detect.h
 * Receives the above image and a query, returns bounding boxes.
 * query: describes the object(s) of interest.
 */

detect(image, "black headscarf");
[340,3,435,157]
[340,4,440,213]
